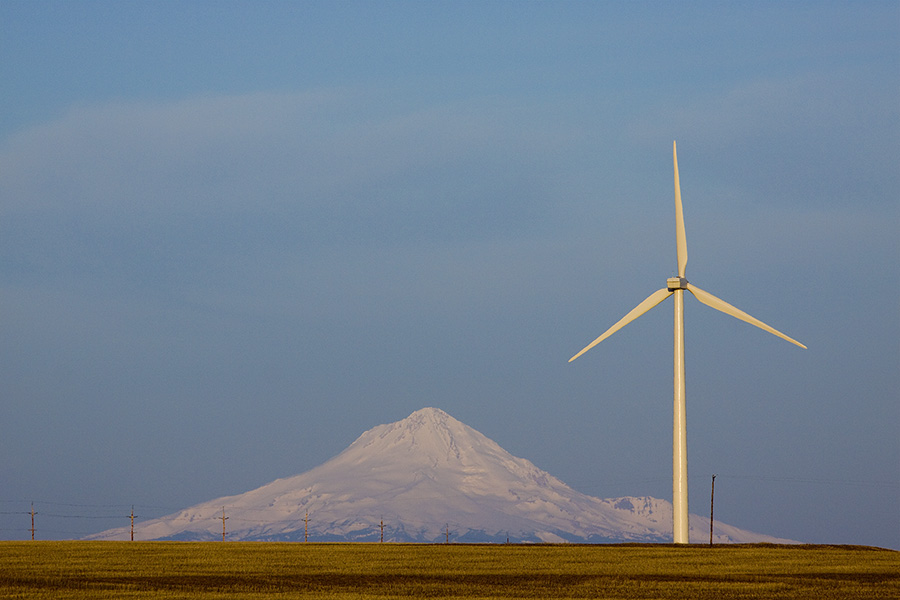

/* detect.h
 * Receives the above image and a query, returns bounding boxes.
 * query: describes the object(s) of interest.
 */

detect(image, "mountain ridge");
[89,407,797,544]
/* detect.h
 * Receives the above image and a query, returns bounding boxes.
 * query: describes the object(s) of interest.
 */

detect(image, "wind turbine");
[569,141,806,544]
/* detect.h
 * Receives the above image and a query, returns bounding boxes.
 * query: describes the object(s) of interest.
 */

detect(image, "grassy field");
[0,542,897,599]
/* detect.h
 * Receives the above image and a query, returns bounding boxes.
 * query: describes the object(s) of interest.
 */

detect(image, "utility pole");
[221,506,228,542]
[380,519,384,543]
[30,503,36,541]
[709,474,716,546]
[303,511,309,543]
[130,506,135,541]
[445,524,449,544]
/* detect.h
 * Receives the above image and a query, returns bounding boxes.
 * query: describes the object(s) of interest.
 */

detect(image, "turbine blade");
[674,141,688,278]
[569,288,673,362]
[686,283,807,349]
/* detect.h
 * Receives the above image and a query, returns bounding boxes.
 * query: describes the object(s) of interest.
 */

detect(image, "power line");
[715,474,900,487]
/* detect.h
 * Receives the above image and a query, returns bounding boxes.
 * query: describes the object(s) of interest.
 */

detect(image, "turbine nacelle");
[666,277,688,291]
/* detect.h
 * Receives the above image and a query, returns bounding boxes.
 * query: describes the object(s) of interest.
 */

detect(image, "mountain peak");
[391,407,460,442]
[408,406,452,421]
[339,407,505,475]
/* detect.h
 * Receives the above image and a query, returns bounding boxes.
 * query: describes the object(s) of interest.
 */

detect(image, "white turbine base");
[673,287,689,544]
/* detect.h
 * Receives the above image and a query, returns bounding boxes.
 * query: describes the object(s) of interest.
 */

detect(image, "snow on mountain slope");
[88,407,797,543]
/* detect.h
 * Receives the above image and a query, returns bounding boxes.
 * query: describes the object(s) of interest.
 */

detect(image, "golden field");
[1,541,897,599]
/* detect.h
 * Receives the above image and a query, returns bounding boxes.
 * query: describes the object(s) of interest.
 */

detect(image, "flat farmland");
[1,542,897,599]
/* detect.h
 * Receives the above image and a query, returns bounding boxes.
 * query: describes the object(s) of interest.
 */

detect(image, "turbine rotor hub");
[667,277,689,291]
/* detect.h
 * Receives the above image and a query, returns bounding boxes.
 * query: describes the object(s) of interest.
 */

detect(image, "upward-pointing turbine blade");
[674,141,688,278]
[686,283,807,349]
[569,288,673,362]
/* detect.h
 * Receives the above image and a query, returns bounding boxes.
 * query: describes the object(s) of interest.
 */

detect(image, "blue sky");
[1,1,897,548]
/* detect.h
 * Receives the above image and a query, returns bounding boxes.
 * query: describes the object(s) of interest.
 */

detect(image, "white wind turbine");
[569,141,806,544]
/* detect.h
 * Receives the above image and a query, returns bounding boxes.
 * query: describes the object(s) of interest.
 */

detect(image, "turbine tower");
[569,141,805,544]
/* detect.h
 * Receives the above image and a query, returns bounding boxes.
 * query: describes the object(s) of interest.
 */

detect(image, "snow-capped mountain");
[89,407,796,543]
